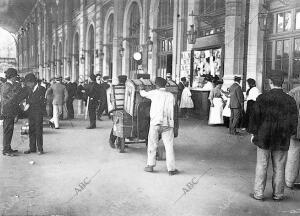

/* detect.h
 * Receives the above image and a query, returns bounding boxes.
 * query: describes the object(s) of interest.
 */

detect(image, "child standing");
[180,82,194,118]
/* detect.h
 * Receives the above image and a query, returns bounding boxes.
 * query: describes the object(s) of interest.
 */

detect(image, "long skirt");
[209,98,224,125]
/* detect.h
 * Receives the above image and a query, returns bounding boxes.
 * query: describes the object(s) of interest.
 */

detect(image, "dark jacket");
[27,85,45,117]
[0,81,28,118]
[178,81,185,100]
[248,89,298,151]
[99,83,109,102]
[229,83,244,109]
[66,82,77,99]
[85,82,101,101]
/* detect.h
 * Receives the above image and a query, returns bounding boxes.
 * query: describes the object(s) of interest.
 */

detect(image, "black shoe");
[86,126,96,129]
[38,151,44,155]
[10,149,18,153]
[24,150,36,154]
[54,127,60,129]
[272,196,285,201]
[168,169,179,176]
[3,152,16,156]
[49,121,55,128]
[249,193,264,201]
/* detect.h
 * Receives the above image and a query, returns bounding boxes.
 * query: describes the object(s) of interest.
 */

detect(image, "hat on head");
[4,68,18,79]
[90,74,96,82]
[118,75,127,84]
[103,76,109,81]
[65,76,70,81]
[155,77,167,88]
[24,73,37,83]
[268,70,284,86]
[166,73,171,77]
[234,75,242,82]
[55,75,62,81]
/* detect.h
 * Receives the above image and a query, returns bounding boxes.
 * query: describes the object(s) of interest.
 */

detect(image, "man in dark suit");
[85,74,101,129]
[97,75,110,120]
[23,73,45,155]
[65,76,77,119]
[229,75,244,135]
[1,68,27,156]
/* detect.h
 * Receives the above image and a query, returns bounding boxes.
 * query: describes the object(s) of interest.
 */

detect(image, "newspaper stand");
[110,79,179,153]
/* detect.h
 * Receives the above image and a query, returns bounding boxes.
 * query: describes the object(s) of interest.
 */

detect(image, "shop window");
[293,38,300,80]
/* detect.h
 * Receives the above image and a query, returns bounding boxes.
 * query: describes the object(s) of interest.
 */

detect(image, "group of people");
[0,68,112,157]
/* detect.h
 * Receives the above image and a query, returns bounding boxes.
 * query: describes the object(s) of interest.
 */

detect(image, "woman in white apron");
[208,80,224,125]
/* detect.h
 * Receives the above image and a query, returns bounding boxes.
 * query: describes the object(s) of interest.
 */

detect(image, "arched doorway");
[0,27,17,74]
[104,13,114,78]
[126,2,141,79]
[58,42,63,76]
[87,25,94,76]
[73,32,80,81]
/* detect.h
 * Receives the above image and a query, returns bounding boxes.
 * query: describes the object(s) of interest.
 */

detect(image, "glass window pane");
[293,38,300,79]
[282,40,290,79]
[277,13,284,32]
[216,0,225,10]
[284,12,291,31]
[296,10,300,30]
[205,0,213,12]
[276,40,282,58]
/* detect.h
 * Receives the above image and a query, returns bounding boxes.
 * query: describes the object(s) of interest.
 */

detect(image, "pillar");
[223,0,245,88]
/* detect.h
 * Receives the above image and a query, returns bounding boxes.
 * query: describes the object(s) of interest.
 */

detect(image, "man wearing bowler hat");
[65,76,77,119]
[228,75,244,135]
[23,73,44,154]
[1,68,26,156]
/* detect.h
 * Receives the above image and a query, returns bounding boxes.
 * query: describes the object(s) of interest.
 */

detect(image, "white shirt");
[140,88,175,128]
[33,84,39,93]
[247,87,260,101]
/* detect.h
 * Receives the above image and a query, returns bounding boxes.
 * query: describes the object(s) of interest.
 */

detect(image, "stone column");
[95,1,103,75]
[223,0,245,88]
[246,0,265,91]
[112,0,125,84]
[79,0,86,79]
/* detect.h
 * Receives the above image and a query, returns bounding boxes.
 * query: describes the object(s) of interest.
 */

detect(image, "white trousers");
[50,104,63,128]
[285,138,300,187]
[147,125,176,171]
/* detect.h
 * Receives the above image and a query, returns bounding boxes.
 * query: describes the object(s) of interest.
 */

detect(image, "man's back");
[249,88,298,151]
[50,83,68,105]
[140,89,175,127]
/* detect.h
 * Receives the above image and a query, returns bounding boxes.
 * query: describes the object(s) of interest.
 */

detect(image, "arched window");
[106,14,114,78]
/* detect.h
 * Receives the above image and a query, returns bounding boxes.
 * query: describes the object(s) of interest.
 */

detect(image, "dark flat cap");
[24,73,37,83]
[103,76,109,81]
[65,76,70,81]
[5,68,18,79]
[56,76,62,81]
[155,77,167,88]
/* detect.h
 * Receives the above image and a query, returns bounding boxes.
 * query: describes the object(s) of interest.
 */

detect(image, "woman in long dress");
[208,80,224,125]
[180,82,194,118]
[244,78,260,131]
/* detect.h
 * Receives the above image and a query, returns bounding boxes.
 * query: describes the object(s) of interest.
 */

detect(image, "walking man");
[140,77,178,176]
[1,68,26,156]
[285,85,300,189]
[229,75,244,135]
[46,76,68,129]
[23,73,44,155]
[97,76,110,120]
[249,71,298,201]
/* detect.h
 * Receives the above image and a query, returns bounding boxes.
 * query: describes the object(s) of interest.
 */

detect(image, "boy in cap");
[249,71,298,201]
[23,73,45,154]
[140,77,178,175]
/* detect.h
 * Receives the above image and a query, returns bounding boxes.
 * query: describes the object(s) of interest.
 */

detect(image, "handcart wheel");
[119,138,125,153]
